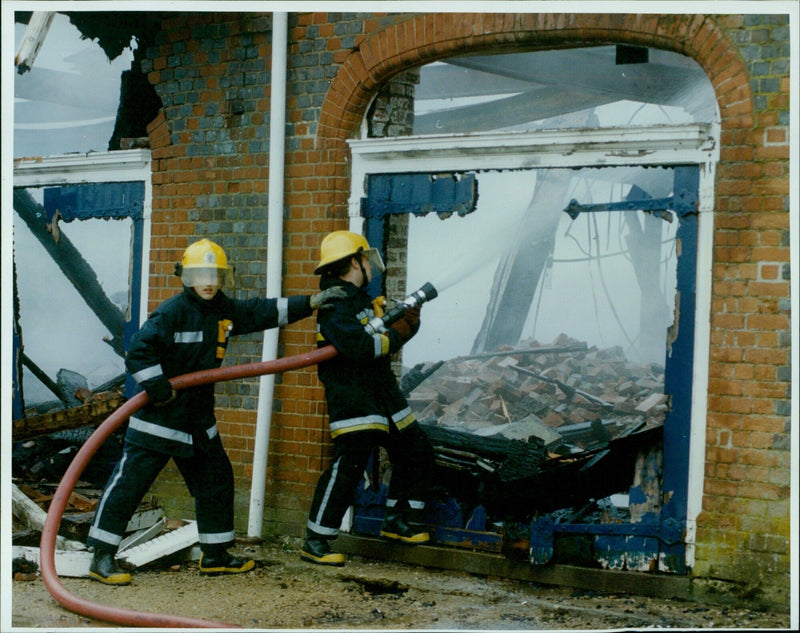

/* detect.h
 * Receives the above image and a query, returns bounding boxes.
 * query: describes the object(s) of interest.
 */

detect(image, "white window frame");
[347,123,720,568]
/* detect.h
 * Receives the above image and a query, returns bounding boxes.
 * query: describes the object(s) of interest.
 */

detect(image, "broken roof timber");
[14,12,55,73]
[13,391,125,439]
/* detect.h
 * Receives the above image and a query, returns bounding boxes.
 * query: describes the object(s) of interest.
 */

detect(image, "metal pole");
[248,12,288,538]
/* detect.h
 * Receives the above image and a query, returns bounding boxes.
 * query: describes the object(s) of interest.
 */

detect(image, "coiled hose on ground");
[39,345,338,629]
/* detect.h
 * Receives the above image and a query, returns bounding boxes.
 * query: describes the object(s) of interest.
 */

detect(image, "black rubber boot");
[380,510,430,544]
[300,534,345,566]
[198,549,255,575]
[88,547,132,585]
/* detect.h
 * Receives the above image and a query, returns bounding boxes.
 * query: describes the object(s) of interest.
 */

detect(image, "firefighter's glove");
[390,306,421,342]
[310,286,348,310]
[146,379,177,407]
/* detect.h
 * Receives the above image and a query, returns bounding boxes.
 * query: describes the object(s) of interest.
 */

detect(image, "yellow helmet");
[314,231,385,276]
[178,238,234,287]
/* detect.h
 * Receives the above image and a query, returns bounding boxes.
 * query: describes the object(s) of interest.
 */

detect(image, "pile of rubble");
[11,368,201,582]
[405,333,668,454]
[393,335,668,522]
[11,481,200,581]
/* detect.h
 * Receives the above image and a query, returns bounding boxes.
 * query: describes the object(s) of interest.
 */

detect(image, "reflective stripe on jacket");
[125,287,312,456]
[315,278,416,439]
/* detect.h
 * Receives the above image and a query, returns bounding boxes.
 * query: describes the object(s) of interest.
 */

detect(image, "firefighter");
[301,231,435,566]
[86,238,345,584]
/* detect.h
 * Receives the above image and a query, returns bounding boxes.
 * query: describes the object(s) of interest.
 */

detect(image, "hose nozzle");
[364,282,438,334]
[403,281,438,309]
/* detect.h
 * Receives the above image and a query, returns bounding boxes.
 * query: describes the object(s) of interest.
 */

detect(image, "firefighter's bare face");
[190,268,220,300]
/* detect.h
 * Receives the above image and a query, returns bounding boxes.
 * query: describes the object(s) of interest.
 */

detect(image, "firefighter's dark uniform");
[305,277,434,539]
[88,287,313,554]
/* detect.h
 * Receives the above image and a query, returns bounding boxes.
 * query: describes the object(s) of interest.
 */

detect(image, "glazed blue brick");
[772,58,789,74]
[772,25,789,41]
[759,77,780,93]
[765,14,789,25]
[749,28,770,43]
[730,30,750,44]
[739,44,761,62]
[751,61,770,76]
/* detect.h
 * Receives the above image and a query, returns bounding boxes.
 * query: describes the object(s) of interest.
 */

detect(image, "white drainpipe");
[247,12,288,539]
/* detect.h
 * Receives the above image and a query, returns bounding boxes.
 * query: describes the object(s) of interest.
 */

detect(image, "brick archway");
[311,10,756,577]
[317,12,751,148]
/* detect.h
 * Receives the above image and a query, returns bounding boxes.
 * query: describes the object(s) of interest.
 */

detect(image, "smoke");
[426,221,518,294]
[404,168,679,367]
[408,176,530,296]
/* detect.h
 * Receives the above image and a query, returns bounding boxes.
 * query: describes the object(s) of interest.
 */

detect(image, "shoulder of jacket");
[154,292,186,312]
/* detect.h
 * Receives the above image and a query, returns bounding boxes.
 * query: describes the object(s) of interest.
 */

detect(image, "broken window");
[352,162,699,572]
[13,186,133,412]
[12,175,148,494]
[13,11,161,157]
[403,167,678,368]
[414,45,718,135]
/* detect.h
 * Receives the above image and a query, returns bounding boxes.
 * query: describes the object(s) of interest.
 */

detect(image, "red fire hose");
[39,345,338,629]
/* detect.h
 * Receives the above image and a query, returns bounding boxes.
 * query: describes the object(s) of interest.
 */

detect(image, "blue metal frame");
[532,165,698,572]
[354,166,700,574]
[361,172,477,297]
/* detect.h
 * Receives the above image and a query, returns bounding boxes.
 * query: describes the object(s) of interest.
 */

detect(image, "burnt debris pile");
[403,334,668,522]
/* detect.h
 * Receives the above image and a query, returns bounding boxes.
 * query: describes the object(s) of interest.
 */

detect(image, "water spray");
[364,282,438,334]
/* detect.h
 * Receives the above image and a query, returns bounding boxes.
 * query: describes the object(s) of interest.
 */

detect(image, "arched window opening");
[414,45,718,135]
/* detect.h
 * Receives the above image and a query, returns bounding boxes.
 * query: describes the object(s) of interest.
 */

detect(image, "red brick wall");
[141,11,791,607]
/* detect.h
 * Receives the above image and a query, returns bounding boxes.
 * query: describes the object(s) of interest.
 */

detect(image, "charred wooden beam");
[471,169,574,354]
[510,364,614,410]
[12,391,125,440]
[459,343,588,361]
[20,352,67,405]
[13,188,125,355]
